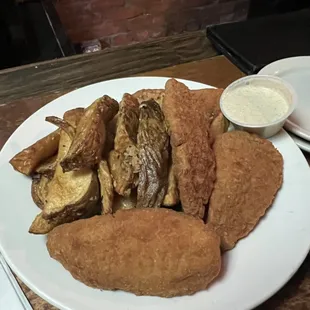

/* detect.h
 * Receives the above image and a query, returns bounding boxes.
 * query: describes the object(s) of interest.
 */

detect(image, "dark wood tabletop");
[0,31,309,310]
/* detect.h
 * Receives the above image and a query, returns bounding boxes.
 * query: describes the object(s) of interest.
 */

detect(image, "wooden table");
[0,33,310,309]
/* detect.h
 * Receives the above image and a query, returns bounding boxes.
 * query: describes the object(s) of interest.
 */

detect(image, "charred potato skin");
[31,176,50,209]
[98,160,114,214]
[137,99,169,209]
[60,96,119,172]
[42,171,100,223]
[9,130,60,176]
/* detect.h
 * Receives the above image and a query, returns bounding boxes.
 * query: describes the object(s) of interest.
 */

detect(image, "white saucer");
[288,131,310,153]
[259,56,310,141]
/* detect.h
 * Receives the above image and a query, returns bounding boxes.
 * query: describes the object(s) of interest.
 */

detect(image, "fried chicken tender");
[162,79,216,218]
[191,88,228,143]
[47,208,221,297]
[207,131,283,251]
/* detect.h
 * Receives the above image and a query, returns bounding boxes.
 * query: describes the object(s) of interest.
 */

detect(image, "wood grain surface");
[0,30,216,104]
[1,55,310,310]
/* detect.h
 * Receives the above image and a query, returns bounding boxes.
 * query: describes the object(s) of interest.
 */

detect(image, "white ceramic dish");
[220,75,297,138]
[259,56,310,141]
[1,77,310,310]
[288,131,310,153]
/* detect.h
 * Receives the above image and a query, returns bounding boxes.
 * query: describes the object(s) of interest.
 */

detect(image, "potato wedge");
[34,155,57,179]
[60,95,119,172]
[9,129,60,176]
[108,94,140,196]
[29,212,58,234]
[31,176,50,209]
[42,111,100,223]
[163,163,179,207]
[98,160,114,214]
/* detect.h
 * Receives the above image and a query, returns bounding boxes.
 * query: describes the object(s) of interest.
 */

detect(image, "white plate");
[288,131,310,153]
[1,77,310,310]
[259,56,310,141]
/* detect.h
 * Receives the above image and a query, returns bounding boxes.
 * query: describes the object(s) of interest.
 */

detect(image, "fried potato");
[34,155,57,179]
[9,129,60,176]
[31,176,50,209]
[137,100,169,209]
[29,212,58,234]
[98,160,114,214]
[60,96,119,172]
[108,94,140,196]
[163,163,179,207]
[35,110,100,231]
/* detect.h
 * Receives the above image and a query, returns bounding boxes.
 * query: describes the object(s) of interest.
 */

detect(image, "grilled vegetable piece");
[98,160,114,214]
[136,99,169,208]
[31,175,50,209]
[163,163,179,207]
[41,110,100,227]
[34,155,57,179]
[109,94,140,196]
[60,95,119,172]
[9,129,60,176]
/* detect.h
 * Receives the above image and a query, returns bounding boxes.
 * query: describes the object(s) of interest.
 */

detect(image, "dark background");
[0,0,309,70]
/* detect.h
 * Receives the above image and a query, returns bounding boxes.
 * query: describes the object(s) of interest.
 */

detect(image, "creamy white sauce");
[222,84,289,125]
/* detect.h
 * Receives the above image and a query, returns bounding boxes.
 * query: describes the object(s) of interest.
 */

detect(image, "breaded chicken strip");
[207,131,283,251]
[162,79,216,218]
[191,88,229,144]
[47,208,221,297]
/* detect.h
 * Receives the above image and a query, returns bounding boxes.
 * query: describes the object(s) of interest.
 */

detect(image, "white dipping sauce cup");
[220,75,297,138]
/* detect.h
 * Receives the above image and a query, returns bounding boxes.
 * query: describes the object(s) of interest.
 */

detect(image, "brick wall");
[55,0,250,48]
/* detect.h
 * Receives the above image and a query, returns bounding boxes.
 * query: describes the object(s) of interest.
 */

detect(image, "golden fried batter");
[162,79,216,218]
[207,131,283,251]
[191,88,228,143]
[47,208,221,297]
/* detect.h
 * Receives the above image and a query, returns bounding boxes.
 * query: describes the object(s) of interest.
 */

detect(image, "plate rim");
[258,56,310,141]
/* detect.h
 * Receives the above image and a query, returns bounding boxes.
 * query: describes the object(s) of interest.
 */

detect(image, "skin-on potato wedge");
[9,129,60,176]
[46,116,76,140]
[31,176,50,209]
[137,100,169,209]
[29,212,58,234]
[98,160,114,214]
[42,110,100,223]
[34,155,57,179]
[29,199,101,234]
[108,94,140,196]
[163,163,179,207]
[9,107,85,176]
[60,95,119,172]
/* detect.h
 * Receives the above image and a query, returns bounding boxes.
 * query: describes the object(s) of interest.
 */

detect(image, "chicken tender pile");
[10,78,284,298]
